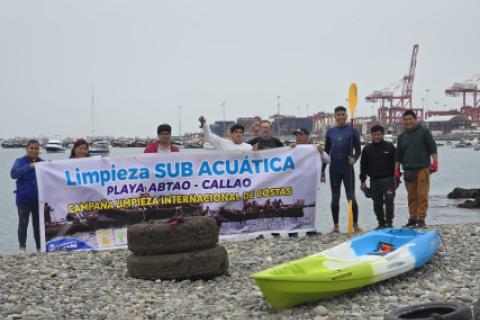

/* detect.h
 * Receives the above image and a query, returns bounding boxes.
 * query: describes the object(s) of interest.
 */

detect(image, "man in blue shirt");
[10,140,43,254]
[322,106,362,233]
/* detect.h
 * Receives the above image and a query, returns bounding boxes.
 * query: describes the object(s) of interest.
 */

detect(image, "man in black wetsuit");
[360,125,397,229]
[322,106,361,233]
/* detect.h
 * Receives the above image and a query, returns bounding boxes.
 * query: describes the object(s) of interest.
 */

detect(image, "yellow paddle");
[347,83,358,236]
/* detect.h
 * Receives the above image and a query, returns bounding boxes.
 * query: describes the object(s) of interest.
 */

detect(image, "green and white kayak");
[250,228,440,309]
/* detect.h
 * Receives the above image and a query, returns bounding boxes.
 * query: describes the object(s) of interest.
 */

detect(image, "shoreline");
[1,224,479,319]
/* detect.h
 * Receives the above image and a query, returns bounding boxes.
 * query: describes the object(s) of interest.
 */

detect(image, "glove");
[394,169,401,179]
[430,161,438,173]
[394,169,401,186]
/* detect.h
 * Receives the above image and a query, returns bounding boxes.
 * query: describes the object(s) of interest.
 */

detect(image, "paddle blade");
[347,200,353,236]
[348,83,358,118]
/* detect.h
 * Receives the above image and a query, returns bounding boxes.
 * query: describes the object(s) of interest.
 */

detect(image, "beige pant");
[405,167,430,219]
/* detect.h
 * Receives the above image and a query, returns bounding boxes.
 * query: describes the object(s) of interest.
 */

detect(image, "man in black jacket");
[360,125,397,229]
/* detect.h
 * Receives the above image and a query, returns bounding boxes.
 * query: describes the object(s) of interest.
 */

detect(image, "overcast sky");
[0,0,479,138]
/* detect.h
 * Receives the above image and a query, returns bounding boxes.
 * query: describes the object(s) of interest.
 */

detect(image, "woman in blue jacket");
[10,140,43,254]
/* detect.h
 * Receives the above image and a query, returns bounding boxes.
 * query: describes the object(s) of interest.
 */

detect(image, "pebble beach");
[1,224,479,320]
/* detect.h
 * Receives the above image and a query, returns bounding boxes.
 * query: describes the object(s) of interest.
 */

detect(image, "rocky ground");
[1,224,479,320]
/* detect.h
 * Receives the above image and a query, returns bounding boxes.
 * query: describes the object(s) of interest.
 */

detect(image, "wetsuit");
[322,124,361,225]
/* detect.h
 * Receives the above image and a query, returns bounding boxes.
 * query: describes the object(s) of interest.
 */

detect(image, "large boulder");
[447,188,480,199]
[458,197,480,209]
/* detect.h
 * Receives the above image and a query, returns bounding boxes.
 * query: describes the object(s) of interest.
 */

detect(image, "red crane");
[366,44,424,126]
[445,74,480,123]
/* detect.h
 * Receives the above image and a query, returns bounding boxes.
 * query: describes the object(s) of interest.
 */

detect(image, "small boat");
[45,139,65,153]
[250,228,440,309]
[89,140,110,155]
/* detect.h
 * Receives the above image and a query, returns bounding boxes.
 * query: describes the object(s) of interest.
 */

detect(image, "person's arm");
[10,158,31,179]
[353,128,361,162]
[202,123,226,150]
[321,135,332,173]
[320,151,330,164]
[359,146,368,183]
[424,128,438,171]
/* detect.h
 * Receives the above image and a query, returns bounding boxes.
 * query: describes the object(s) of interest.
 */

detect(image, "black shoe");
[375,224,386,230]
[271,233,280,238]
[306,231,320,237]
[288,232,298,238]
[386,222,393,228]
[403,219,417,228]
[256,234,264,239]
[416,219,426,228]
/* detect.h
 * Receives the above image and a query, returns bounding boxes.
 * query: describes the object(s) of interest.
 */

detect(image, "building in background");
[424,115,472,134]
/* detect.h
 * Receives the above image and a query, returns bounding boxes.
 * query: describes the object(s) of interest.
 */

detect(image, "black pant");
[370,177,395,225]
[17,202,41,249]
[330,167,358,225]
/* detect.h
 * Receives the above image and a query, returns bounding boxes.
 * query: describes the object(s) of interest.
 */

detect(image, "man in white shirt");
[199,116,252,151]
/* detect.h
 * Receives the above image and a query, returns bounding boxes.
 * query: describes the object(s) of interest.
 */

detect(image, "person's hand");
[348,156,356,166]
[430,161,438,173]
[394,169,401,179]
[360,181,367,192]
[290,143,297,148]
[198,116,206,128]
[317,144,324,153]
[252,143,259,151]
[321,172,326,183]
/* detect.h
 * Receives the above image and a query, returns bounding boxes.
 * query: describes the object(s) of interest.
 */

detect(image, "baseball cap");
[291,128,309,135]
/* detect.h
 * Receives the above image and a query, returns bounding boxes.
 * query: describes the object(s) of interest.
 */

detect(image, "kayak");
[250,228,441,309]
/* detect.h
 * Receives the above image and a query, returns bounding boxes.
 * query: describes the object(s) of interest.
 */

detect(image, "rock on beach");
[0,224,479,319]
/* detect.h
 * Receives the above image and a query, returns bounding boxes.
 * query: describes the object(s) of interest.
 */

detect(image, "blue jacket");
[10,156,43,205]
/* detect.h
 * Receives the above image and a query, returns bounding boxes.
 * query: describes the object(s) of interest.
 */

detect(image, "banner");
[36,145,320,252]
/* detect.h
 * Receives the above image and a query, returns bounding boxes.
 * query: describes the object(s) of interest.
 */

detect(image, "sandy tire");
[127,216,218,255]
[384,302,472,320]
[473,300,480,320]
[127,245,229,280]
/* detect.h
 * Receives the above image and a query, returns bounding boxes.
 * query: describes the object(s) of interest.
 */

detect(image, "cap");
[157,124,172,135]
[291,128,309,135]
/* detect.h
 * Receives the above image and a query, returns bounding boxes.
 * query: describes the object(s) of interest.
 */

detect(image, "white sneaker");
[18,247,27,256]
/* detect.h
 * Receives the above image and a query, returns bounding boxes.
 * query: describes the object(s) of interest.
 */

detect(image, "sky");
[0,0,479,138]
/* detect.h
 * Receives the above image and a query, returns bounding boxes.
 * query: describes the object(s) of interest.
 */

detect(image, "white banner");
[36,146,321,252]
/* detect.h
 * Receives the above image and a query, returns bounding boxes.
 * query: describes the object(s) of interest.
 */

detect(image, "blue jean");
[17,202,41,249]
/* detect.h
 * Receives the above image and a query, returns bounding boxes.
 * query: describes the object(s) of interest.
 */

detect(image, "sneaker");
[416,219,426,228]
[403,219,417,228]
[330,225,340,234]
[374,224,386,230]
[353,225,363,233]
[18,247,27,256]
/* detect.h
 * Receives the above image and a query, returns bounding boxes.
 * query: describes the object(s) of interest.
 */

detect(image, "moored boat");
[250,228,441,309]
[89,140,110,155]
[45,139,65,153]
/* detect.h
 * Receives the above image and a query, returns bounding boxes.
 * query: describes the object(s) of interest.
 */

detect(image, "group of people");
[10,106,437,254]
[10,138,93,254]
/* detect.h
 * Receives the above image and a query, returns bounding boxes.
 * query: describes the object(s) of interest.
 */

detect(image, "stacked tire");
[127,216,229,280]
